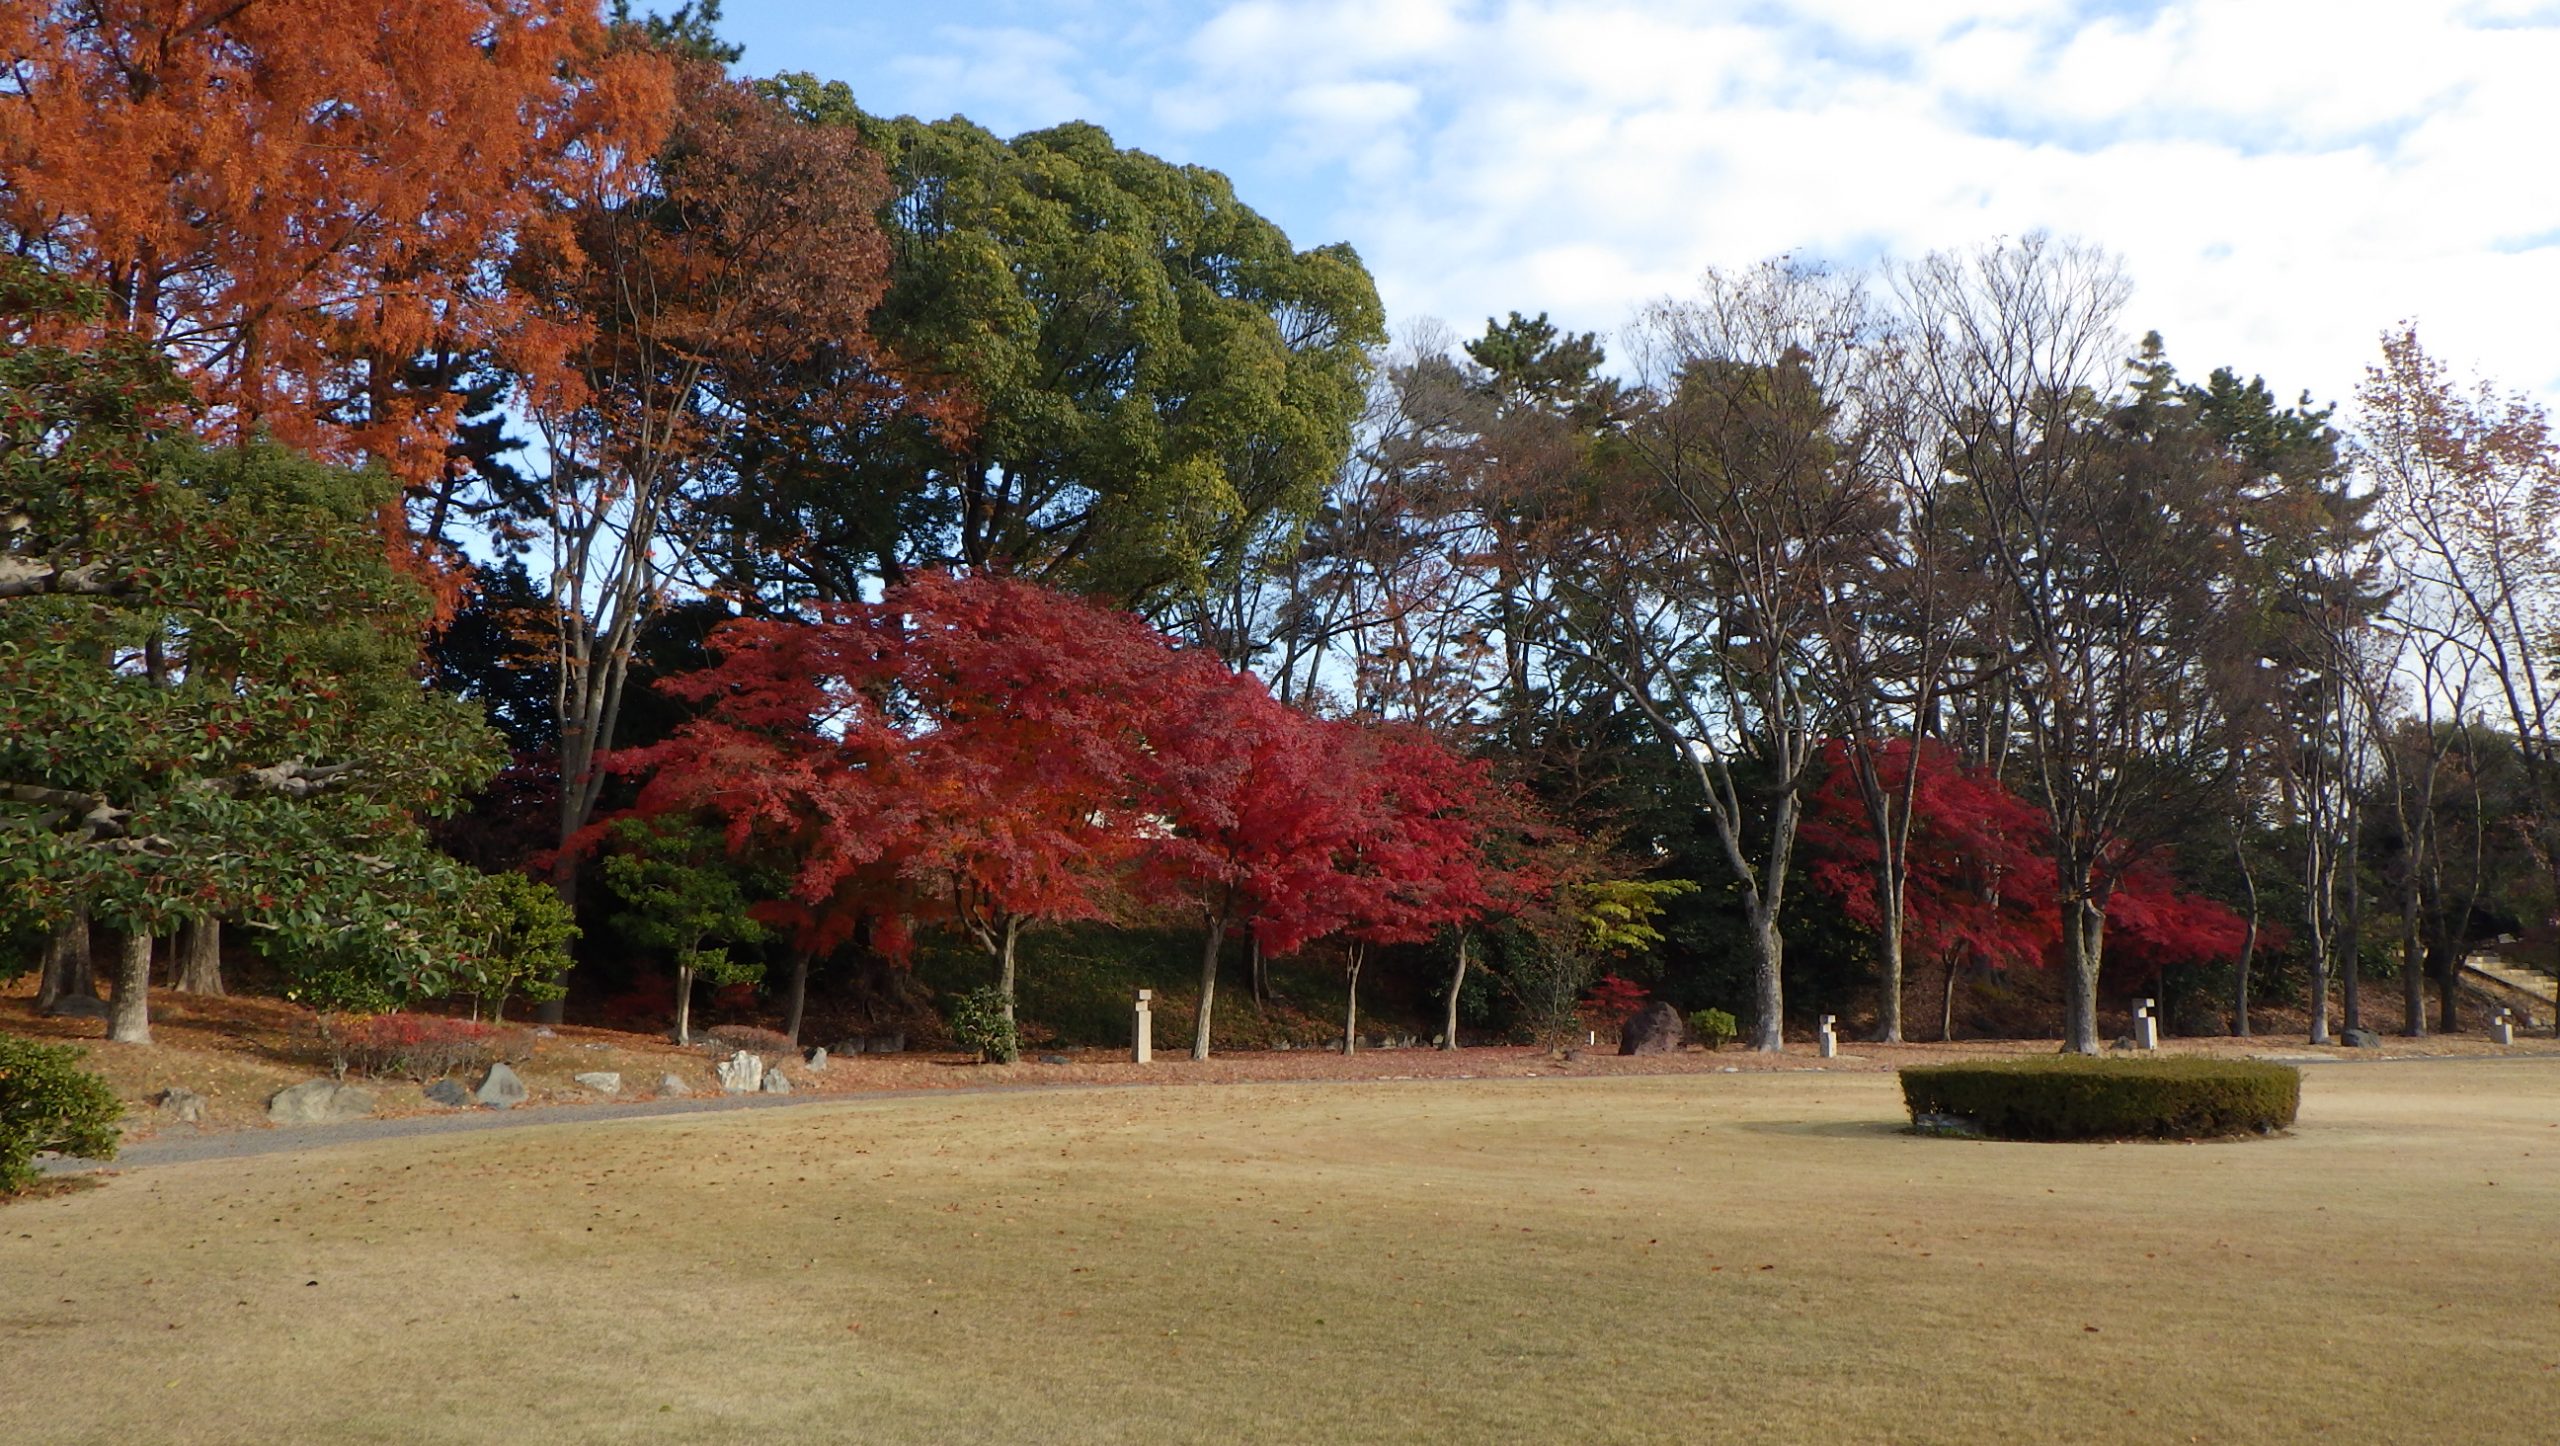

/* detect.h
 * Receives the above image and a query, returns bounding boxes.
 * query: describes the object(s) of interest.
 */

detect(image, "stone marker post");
[1133,988,1153,1064]
[1817,1014,1837,1059]
[2491,1008,2514,1047]
[2134,998,2159,1051]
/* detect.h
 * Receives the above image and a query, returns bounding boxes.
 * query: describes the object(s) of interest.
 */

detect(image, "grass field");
[7,1062,2557,1444]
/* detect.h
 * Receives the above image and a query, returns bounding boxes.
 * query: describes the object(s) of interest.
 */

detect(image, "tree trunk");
[1343,943,1364,1056]
[1940,951,1961,1043]
[2060,899,2104,1055]
[1191,916,1226,1061]
[995,917,1021,1063]
[108,929,153,1044]
[1249,934,1268,1008]
[537,856,576,1026]
[782,949,812,1047]
[1870,857,1905,1043]
[2304,832,2334,1047]
[2399,886,2426,1038]
[174,917,224,996]
[1441,932,1470,1050]
[2340,808,2363,1033]
[2430,941,2459,1033]
[36,911,95,1012]
[1748,908,1784,1052]
[674,961,695,1046]
[2232,830,2258,1037]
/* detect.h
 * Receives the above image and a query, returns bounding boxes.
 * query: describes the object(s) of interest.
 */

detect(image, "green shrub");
[0,1035,122,1192]
[1899,1056,2300,1141]
[946,986,1019,1064]
[1688,1008,1739,1051]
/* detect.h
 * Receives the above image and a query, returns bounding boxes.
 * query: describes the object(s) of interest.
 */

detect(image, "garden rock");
[717,1051,766,1093]
[759,1068,791,1095]
[267,1079,377,1125]
[42,994,111,1020]
[1618,1001,1688,1056]
[866,1032,905,1055]
[152,1087,206,1124]
[2342,1028,2382,1049]
[656,1073,692,1097]
[422,1079,471,1108]
[804,1047,828,1072]
[573,1071,621,1095]
[473,1061,527,1110]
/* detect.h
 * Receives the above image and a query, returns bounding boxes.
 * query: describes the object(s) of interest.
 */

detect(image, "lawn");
[6,1062,2556,1444]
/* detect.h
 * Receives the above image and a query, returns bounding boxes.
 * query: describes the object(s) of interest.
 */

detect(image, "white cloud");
[755,0,2560,404]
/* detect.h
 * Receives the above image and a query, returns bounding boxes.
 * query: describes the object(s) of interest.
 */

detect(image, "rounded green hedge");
[1899,1056,2301,1141]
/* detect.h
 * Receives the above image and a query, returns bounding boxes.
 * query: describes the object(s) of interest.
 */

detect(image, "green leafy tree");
[720,78,1385,611]
[602,814,769,1045]
[1,261,509,1040]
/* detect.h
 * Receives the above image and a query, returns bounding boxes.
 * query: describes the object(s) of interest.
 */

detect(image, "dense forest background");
[7,1,2557,1059]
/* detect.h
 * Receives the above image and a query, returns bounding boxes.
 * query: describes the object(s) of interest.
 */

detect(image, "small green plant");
[0,1035,122,1192]
[1688,1008,1739,1051]
[946,986,1019,1064]
[1899,1057,2301,1141]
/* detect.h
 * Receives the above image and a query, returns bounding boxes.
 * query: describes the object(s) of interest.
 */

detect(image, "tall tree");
[510,59,902,944]
[0,0,672,556]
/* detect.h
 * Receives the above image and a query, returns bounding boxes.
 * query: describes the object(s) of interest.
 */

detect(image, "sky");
[713,0,2560,412]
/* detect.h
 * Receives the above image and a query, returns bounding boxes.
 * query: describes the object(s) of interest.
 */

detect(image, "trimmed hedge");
[1,1035,122,1191]
[1899,1056,2301,1141]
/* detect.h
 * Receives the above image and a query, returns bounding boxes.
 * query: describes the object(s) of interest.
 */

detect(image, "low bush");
[1899,1056,2301,1141]
[318,1013,527,1082]
[946,986,1019,1064]
[0,1035,122,1192]
[697,1024,795,1057]
[1688,1008,1739,1051]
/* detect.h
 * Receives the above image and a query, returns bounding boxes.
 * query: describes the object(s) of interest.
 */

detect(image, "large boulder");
[473,1061,528,1110]
[572,1071,622,1096]
[759,1068,792,1095]
[656,1073,693,1098]
[2341,1028,2382,1049]
[422,1079,471,1108]
[152,1087,207,1124]
[1618,1002,1688,1056]
[267,1079,377,1125]
[716,1051,765,1094]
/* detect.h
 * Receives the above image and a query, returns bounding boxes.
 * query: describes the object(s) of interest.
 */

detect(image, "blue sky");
[714,1,2560,408]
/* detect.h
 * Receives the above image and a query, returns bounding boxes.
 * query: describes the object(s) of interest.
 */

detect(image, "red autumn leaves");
[614,574,1500,1008]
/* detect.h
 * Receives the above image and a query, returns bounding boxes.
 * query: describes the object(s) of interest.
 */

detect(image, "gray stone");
[152,1087,206,1124]
[422,1079,471,1108]
[2342,1028,2382,1049]
[865,1032,905,1055]
[42,994,112,1020]
[1618,1001,1688,1056]
[1913,1112,1986,1139]
[267,1079,378,1125]
[573,1071,622,1095]
[803,1047,828,1072]
[655,1073,693,1098]
[759,1068,791,1095]
[473,1061,528,1110]
[716,1051,766,1093]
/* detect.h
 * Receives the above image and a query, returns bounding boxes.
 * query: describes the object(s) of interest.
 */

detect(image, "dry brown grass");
[5,1060,2557,1444]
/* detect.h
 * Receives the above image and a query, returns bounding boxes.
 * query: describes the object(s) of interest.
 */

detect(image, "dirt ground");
[9,973,2553,1155]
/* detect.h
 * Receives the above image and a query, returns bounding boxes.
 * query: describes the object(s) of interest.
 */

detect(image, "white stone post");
[1817,1014,1837,1059]
[2134,998,2159,1051]
[2491,1008,2514,1047]
[1132,989,1153,1064]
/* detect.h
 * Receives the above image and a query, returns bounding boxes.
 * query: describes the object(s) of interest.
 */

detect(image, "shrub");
[1688,1008,1739,1051]
[946,986,1019,1064]
[697,1024,795,1057]
[1898,1056,2301,1141]
[0,1035,122,1192]
[318,1013,526,1082]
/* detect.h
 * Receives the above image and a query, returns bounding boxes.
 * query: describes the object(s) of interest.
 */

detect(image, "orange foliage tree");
[0,0,672,525]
